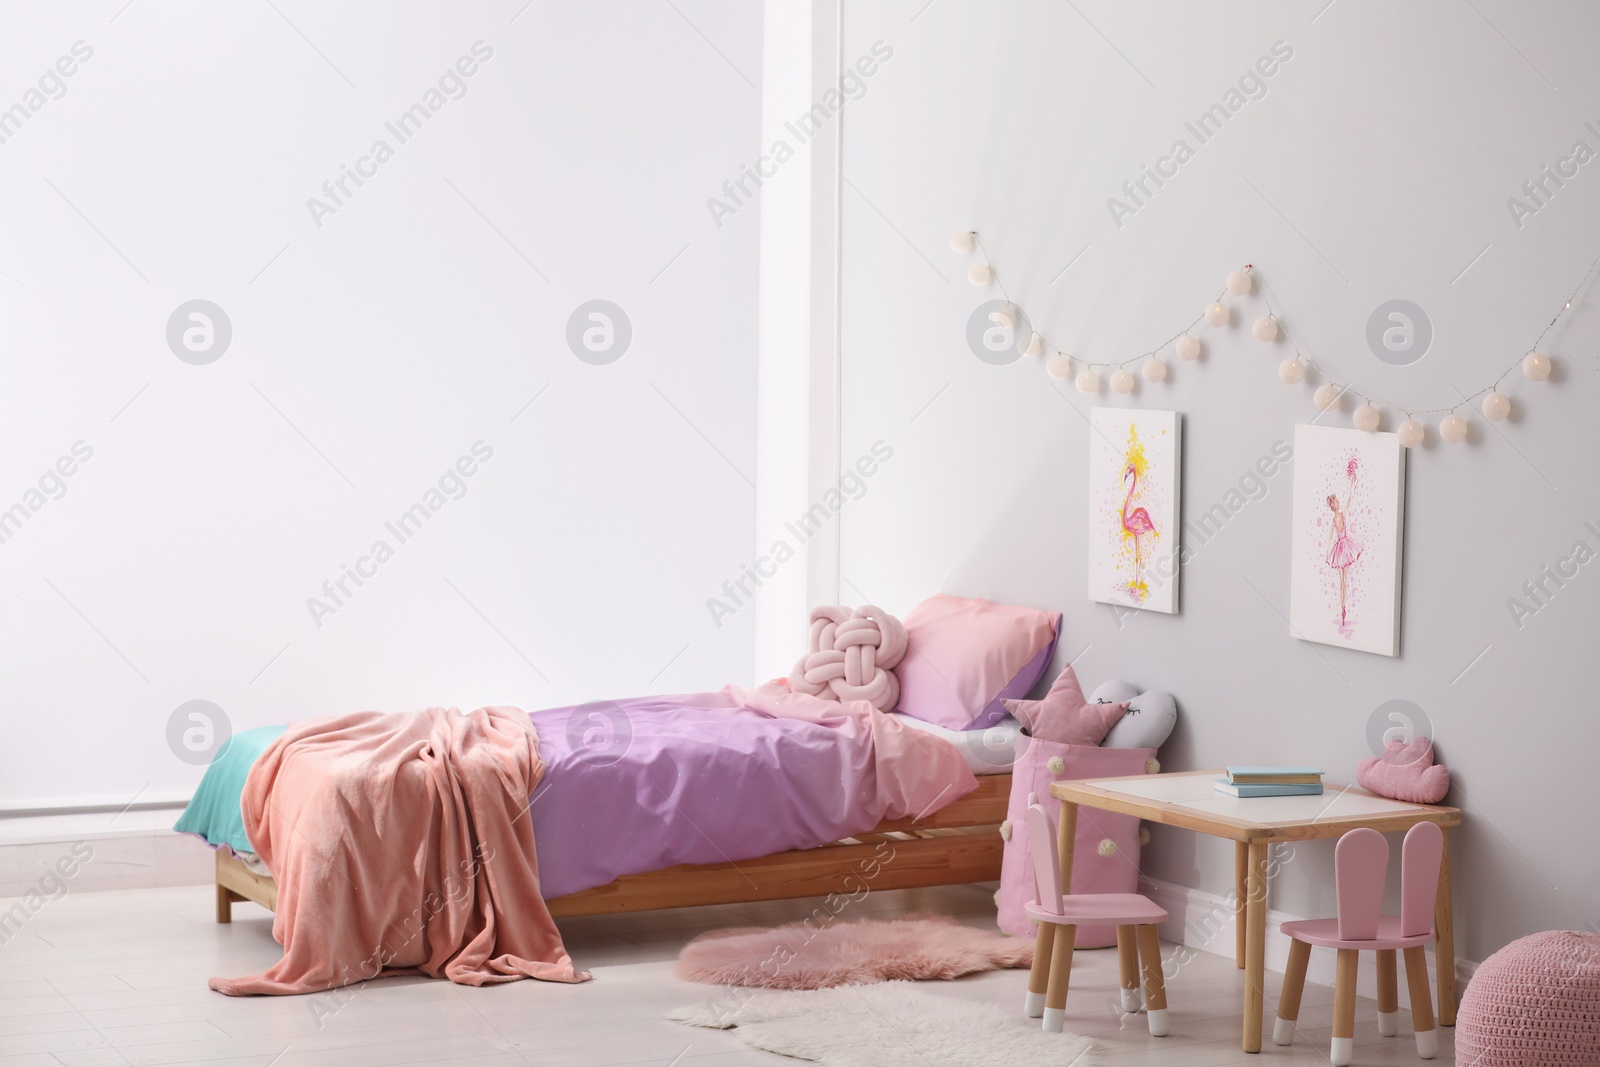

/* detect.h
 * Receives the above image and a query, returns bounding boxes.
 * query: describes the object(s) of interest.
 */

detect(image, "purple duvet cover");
[526,686,976,898]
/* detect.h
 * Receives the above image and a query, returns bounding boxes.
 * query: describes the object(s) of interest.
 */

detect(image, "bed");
[192,693,1020,925]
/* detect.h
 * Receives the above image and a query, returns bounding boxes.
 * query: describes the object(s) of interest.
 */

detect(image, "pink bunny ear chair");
[1274,821,1444,1065]
[1019,793,1172,1037]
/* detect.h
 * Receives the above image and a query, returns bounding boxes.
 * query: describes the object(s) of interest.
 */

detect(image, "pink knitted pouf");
[1455,930,1600,1066]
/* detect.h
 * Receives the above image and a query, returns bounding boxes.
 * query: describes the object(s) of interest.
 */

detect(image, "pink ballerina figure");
[1326,458,1362,636]
[1121,463,1156,600]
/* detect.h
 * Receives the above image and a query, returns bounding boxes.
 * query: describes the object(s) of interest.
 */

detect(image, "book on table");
[1214,778,1325,798]
[1223,766,1323,786]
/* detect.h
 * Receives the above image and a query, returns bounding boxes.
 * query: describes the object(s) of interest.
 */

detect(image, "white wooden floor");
[0,882,1454,1066]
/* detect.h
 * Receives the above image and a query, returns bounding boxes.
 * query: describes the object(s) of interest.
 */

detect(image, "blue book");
[1214,778,1325,798]
[1225,766,1323,784]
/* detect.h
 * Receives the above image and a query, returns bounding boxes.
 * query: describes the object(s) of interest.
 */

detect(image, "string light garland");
[951,230,1590,448]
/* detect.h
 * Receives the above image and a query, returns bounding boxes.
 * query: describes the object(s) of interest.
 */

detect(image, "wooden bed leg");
[216,881,233,923]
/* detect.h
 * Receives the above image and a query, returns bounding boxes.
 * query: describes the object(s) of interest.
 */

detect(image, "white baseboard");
[0,792,193,817]
[0,805,210,897]
[1143,876,1475,1008]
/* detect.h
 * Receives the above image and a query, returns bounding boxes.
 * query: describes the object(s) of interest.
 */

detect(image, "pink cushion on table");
[1356,737,1450,804]
[1280,915,1434,951]
[1002,665,1128,746]
[894,595,1060,731]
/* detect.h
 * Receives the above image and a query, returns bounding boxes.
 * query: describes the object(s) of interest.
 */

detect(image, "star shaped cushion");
[1001,664,1129,746]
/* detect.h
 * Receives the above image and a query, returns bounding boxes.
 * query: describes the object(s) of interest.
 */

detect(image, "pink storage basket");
[997,736,1154,947]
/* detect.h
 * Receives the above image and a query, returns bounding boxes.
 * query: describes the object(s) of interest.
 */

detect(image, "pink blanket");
[210,705,588,996]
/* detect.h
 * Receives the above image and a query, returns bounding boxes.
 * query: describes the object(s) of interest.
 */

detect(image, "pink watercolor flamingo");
[1121,463,1156,598]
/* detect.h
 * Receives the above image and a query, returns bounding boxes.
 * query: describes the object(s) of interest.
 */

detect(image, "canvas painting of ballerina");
[1088,408,1182,614]
[1289,424,1407,656]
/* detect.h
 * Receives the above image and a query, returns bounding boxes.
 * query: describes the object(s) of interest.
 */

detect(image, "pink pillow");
[1002,665,1128,746]
[1356,737,1450,804]
[894,595,1061,731]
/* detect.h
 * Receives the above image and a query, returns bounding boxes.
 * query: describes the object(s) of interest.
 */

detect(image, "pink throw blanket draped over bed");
[210,705,589,996]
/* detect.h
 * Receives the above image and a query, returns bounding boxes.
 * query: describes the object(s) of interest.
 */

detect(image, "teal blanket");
[172,725,285,855]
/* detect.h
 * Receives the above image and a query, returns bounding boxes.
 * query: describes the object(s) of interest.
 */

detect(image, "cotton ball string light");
[1138,826,1151,846]
[937,241,1588,462]
[1145,757,1161,775]
[1047,755,1066,775]
[998,820,1012,842]
[1097,838,1118,858]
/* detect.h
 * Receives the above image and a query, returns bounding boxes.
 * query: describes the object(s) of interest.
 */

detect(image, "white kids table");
[1049,770,1461,1054]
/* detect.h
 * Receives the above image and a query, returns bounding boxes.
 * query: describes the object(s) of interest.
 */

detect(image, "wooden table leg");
[1243,840,1268,1053]
[1434,826,1456,1026]
[1056,800,1078,891]
[1235,840,1247,969]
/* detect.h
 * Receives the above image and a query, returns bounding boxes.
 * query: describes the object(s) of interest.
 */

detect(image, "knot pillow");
[789,605,908,712]
[1002,665,1127,746]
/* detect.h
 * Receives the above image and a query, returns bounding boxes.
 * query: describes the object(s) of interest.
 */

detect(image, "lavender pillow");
[893,595,1061,731]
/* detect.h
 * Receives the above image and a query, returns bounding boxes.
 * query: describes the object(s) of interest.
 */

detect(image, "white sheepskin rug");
[669,980,1102,1066]
[674,912,1032,989]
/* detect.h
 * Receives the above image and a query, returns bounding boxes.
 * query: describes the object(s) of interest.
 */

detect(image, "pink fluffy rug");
[675,913,1034,989]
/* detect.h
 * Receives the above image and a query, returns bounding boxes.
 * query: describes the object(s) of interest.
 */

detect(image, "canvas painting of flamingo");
[1288,424,1407,657]
[1088,409,1182,615]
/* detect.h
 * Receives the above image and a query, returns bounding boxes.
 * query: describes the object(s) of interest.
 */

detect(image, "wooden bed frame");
[214,773,1011,923]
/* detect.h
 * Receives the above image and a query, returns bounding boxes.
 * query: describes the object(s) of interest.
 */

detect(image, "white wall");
[839,0,1600,961]
[0,1,762,808]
